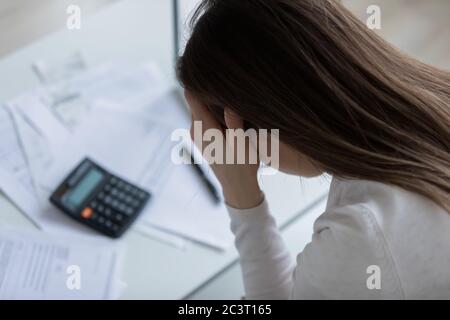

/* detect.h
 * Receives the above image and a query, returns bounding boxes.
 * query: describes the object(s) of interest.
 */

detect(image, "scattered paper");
[1,62,234,249]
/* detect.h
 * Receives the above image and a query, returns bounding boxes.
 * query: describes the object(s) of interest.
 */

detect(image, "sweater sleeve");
[228,198,405,300]
[227,197,294,299]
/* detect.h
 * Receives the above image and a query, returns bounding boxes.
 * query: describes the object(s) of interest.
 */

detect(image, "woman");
[177,0,450,299]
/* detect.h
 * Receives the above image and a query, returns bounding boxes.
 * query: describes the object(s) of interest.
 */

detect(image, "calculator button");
[104,208,112,217]
[97,205,105,213]
[104,196,113,205]
[118,181,125,188]
[81,208,94,219]
[110,177,117,185]
[98,192,105,200]
[97,216,105,225]
[91,201,98,209]
[112,200,120,208]
[113,213,124,223]
[124,185,132,193]
[105,220,113,228]
[125,207,134,216]
[137,191,147,200]
[104,184,112,192]
[112,224,120,232]
[131,199,140,207]
[111,188,119,196]
[125,196,133,204]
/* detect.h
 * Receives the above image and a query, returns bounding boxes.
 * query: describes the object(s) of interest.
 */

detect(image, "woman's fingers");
[224,107,244,130]
[224,108,259,164]
[185,90,224,161]
[185,90,221,131]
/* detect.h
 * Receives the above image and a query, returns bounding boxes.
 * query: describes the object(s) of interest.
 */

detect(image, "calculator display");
[62,168,104,209]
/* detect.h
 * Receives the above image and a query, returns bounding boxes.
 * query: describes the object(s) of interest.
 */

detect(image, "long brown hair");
[177,0,450,212]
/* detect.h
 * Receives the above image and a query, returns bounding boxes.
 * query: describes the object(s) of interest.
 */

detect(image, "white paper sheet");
[48,62,170,114]
[41,102,176,193]
[139,162,234,250]
[0,105,36,197]
[11,92,71,149]
[6,95,71,202]
[0,228,124,300]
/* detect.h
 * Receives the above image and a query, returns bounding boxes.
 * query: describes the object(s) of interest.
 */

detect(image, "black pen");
[183,147,221,204]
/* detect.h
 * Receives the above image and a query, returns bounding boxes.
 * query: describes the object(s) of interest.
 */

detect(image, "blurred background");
[1,0,449,68]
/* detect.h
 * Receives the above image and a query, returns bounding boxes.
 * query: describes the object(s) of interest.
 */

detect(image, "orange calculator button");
[81,207,93,219]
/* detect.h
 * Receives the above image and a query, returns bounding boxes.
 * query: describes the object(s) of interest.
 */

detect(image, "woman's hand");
[186,91,263,209]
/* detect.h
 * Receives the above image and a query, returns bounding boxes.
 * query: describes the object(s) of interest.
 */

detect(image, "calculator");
[50,158,151,238]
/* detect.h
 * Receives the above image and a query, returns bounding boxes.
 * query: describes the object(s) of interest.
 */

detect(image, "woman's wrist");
[223,184,264,210]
